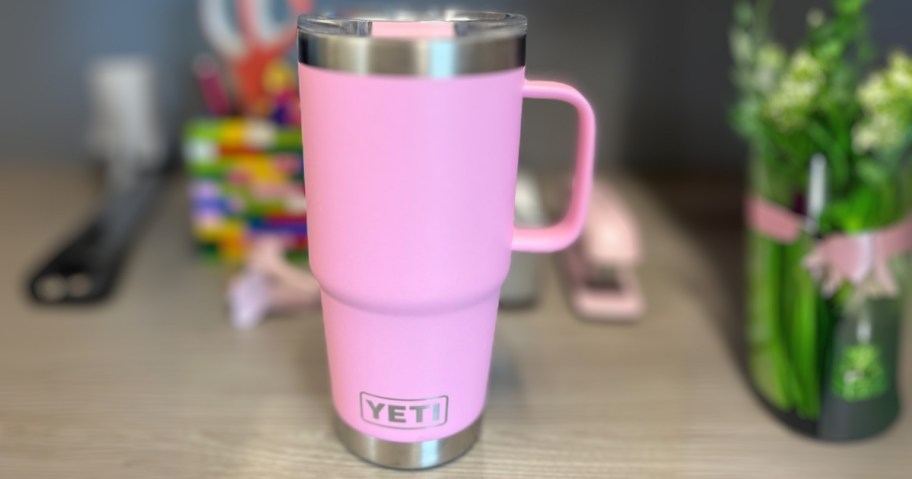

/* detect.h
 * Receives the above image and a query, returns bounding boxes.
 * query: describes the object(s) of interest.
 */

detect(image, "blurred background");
[3,0,911,171]
[2,1,912,476]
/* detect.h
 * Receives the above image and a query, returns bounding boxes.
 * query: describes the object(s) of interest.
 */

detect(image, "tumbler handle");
[512,80,597,253]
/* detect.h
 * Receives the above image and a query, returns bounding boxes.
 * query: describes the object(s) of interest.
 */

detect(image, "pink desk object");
[227,236,320,329]
[562,179,643,321]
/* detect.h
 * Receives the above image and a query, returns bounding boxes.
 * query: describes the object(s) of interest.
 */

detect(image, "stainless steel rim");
[335,415,482,470]
[297,11,526,77]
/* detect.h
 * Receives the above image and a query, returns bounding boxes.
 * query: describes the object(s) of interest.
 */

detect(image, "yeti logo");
[360,392,448,429]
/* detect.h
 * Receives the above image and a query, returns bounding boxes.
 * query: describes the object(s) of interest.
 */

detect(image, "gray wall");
[1,1,910,170]
[0,1,206,163]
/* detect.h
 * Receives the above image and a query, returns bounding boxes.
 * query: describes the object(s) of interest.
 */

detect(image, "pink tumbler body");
[299,64,525,442]
[297,12,597,468]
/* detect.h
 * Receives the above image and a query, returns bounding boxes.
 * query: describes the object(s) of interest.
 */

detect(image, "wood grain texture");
[0,166,909,478]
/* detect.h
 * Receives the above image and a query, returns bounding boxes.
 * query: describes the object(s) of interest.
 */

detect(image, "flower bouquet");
[730,0,912,440]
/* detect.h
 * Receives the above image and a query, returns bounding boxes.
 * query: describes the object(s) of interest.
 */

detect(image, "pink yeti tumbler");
[297,11,596,469]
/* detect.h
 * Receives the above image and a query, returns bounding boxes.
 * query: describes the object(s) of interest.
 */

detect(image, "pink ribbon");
[747,196,912,297]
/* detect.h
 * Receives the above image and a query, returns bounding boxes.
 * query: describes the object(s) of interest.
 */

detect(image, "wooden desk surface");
[1,166,910,478]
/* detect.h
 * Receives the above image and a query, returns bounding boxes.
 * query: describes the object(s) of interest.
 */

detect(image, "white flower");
[886,53,912,93]
[854,114,904,153]
[853,124,879,152]
[855,52,912,153]
[766,51,825,131]
[730,30,754,65]
[858,75,890,110]
[807,9,826,28]
[758,44,786,70]
[754,44,786,93]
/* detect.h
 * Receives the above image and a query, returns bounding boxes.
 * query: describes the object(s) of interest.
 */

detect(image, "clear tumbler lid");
[297,10,527,77]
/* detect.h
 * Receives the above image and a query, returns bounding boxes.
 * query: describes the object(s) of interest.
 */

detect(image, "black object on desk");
[26,154,176,305]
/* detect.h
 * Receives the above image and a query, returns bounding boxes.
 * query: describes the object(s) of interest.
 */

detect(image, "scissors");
[200,0,312,116]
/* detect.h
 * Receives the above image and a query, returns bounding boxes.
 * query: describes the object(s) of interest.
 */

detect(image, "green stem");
[748,233,793,409]
[783,235,820,419]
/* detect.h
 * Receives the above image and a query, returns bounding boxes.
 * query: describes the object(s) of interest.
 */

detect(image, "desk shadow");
[488,329,524,399]
[639,173,749,381]
[291,313,332,398]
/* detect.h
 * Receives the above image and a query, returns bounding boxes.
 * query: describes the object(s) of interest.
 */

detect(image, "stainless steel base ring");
[335,415,482,470]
